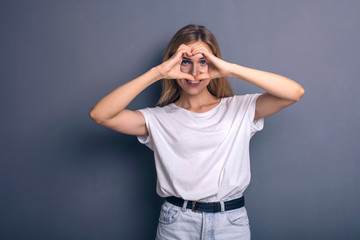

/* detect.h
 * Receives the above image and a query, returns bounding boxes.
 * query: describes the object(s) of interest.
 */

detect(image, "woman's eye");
[200,60,207,65]
[181,60,189,65]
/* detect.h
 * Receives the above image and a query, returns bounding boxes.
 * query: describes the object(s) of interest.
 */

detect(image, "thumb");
[194,73,210,81]
[179,73,195,81]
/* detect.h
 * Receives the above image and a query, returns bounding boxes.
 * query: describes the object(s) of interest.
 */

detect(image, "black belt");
[165,196,245,213]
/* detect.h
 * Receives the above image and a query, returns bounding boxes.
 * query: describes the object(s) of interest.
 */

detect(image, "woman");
[90,24,304,239]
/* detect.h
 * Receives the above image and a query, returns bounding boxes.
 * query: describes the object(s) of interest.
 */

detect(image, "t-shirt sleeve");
[136,108,154,150]
[246,93,265,135]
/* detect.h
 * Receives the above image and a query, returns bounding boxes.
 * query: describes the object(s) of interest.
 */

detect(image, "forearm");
[90,67,161,123]
[227,64,304,101]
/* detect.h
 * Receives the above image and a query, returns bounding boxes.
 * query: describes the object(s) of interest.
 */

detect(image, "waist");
[165,196,245,213]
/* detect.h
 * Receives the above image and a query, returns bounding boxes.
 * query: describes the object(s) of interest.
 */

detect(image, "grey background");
[1,0,359,239]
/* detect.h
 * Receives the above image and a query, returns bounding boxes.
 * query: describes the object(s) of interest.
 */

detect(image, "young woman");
[90,24,304,239]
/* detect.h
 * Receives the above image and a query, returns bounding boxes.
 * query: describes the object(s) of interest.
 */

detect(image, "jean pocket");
[225,207,250,227]
[158,201,181,225]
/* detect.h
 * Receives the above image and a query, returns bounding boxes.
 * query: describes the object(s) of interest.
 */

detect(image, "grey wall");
[1,0,359,239]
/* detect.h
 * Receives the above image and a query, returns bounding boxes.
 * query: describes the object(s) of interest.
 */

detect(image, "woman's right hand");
[155,44,195,81]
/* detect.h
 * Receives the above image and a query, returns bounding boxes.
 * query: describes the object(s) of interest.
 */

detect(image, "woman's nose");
[190,65,199,76]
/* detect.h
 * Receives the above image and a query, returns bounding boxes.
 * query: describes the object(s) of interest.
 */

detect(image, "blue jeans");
[155,200,251,240]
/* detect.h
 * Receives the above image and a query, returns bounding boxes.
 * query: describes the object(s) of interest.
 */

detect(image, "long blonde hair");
[157,24,234,106]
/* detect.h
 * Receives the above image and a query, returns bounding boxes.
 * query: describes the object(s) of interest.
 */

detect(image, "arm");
[191,45,305,120]
[89,44,194,136]
[226,64,305,120]
[89,68,160,136]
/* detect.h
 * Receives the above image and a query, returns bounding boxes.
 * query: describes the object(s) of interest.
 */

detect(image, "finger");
[177,44,192,54]
[191,45,211,56]
[179,44,191,50]
[192,47,222,70]
[194,73,211,81]
[174,47,192,59]
[184,51,192,57]
[179,73,195,81]
[172,49,190,62]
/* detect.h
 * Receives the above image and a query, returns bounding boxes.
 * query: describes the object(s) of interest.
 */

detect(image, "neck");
[176,90,219,109]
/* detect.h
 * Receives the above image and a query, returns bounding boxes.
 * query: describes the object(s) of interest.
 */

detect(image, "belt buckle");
[191,201,200,212]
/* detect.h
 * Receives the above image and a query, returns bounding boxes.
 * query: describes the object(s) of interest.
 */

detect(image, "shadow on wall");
[54,117,162,238]
[49,41,166,238]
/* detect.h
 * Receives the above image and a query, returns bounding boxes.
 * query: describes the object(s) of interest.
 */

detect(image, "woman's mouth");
[185,79,202,87]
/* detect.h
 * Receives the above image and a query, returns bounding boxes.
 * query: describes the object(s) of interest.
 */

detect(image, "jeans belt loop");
[191,201,197,212]
[220,201,225,214]
[181,200,188,212]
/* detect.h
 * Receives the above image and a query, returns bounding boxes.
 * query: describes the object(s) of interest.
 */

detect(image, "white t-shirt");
[137,94,264,201]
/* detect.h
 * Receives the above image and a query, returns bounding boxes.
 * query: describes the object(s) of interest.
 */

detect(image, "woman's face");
[176,41,212,96]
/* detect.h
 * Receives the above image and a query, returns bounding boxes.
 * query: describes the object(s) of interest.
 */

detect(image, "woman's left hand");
[191,44,232,80]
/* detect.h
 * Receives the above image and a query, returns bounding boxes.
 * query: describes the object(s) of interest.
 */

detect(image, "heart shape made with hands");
[158,43,227,81]
[181,45,225,81]
[178,58,220,82]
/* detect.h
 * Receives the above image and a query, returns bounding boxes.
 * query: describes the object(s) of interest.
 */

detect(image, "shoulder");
[222,94,261,105]
[137,104,177,118]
